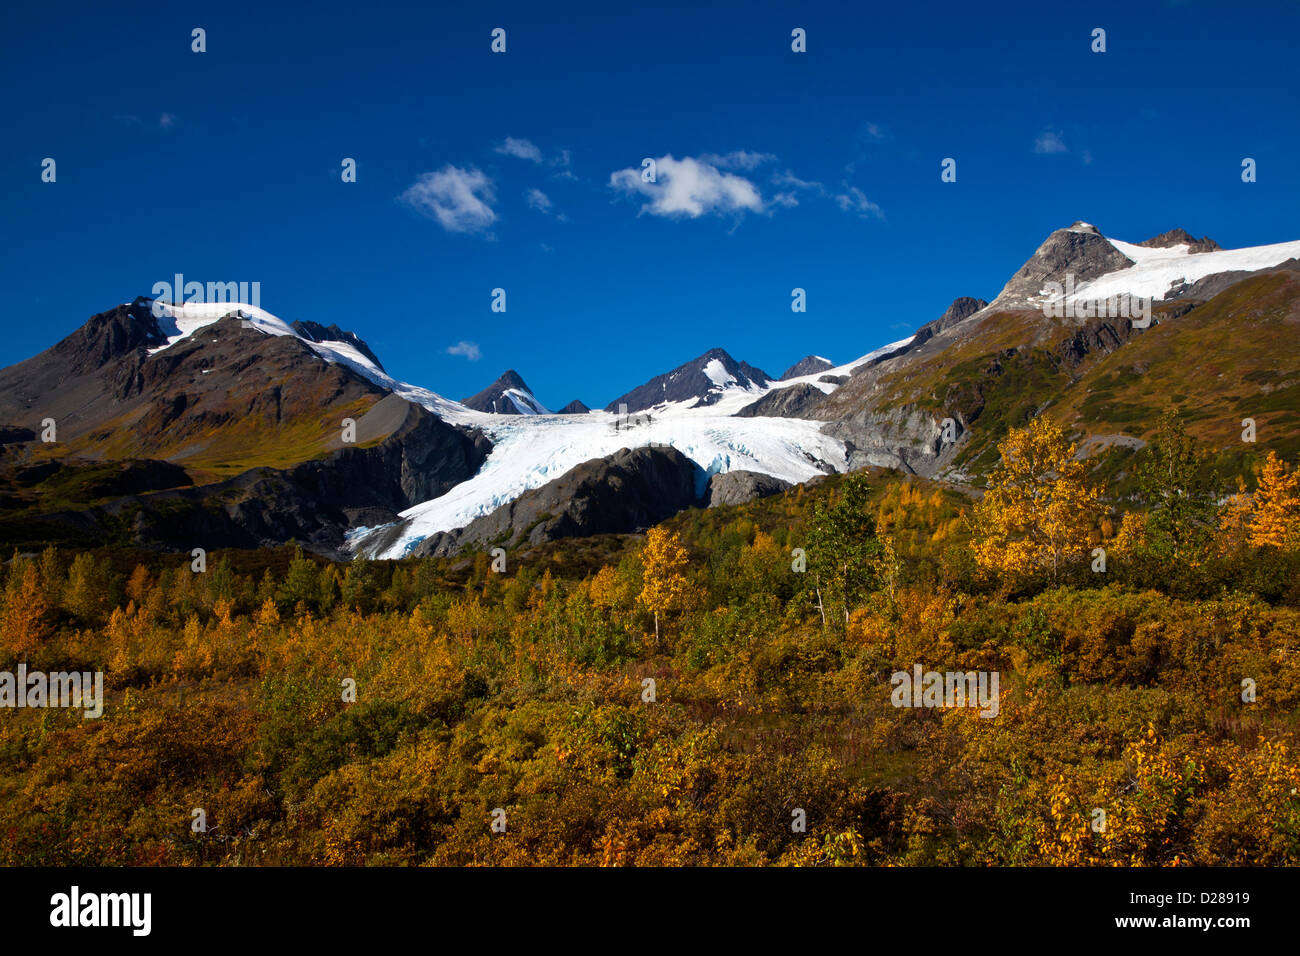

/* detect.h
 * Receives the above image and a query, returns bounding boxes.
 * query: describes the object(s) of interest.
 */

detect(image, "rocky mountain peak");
[290,320,386,372]
[604,347,772,413]
[52,299,167,375]
[935,296,989,330]
[990,223,1134,309]
[460,369,548,415]
[1139,228,1221,254]
[780,355,834,380]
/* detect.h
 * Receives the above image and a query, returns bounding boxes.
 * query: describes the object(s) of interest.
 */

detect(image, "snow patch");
[702,358,737,388]
[1068,236,1300,304]
[148,300,397,385]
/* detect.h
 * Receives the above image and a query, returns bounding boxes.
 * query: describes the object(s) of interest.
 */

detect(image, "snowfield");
[365,409,849,558]
[1066,236,1300,305]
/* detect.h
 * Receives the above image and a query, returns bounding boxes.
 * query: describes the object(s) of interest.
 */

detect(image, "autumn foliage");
[0,418,1297,866]
[970,417,1099,581]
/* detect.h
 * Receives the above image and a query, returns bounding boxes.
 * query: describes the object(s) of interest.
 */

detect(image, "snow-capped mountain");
[2,221,1297,560]
[148,299,390,379]
[991,221,1300,312]
[460,370,550,415]
[603,348,773,413]
[819,222,1300,479]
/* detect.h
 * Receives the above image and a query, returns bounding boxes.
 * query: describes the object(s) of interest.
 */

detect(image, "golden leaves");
[970,417,1099,580]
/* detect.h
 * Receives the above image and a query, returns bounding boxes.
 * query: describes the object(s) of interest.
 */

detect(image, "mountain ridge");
[3,221,1298,557]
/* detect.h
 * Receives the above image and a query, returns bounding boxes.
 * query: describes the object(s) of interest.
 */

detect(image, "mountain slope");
[0,299,491,553]
[0,301,398,480]
[0,397,490,554]
[1051,263,1300,461]
[815,227,1300,478]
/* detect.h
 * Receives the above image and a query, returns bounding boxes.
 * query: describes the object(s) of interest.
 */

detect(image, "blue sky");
[3,0,1298,408]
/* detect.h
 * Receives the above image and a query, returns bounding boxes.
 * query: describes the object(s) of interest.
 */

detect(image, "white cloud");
[610,152,884,222]
[158,112,176,129]
[401,165,497,234]
[834,186,884,220]
[609,154,766,219]
[495,137,543,163]
[525,187,553,213]
[772,169,884,220]
[446,341,482,361]
[549,148,577,180]
[1034,129,1068,154]
[772,169,824,192]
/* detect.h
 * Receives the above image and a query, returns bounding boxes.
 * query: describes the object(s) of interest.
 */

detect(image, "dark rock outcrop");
[706,470,791,507]
[734,382,827,419]
[1139,228,1221,254]
[558,399,591,414]
[410,445,703,557]
[0,426,35,446]
[928,296,989,334]
[58,298,169,375]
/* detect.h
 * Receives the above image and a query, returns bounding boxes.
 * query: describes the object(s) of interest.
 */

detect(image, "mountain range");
[2,221,1297,559]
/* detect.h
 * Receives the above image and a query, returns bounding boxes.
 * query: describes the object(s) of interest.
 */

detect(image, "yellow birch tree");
[970,417,1099,580]
[638,527,693,647]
